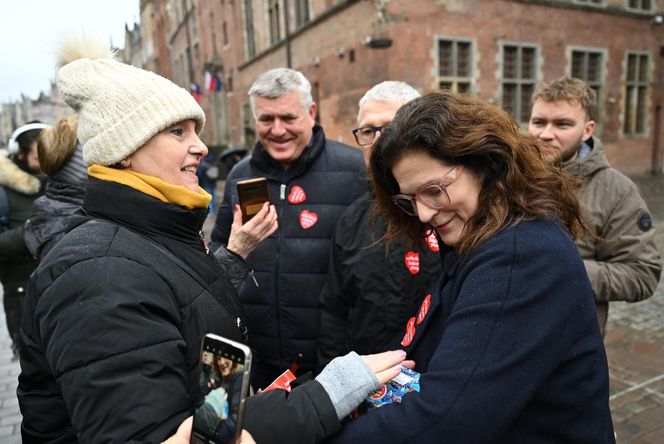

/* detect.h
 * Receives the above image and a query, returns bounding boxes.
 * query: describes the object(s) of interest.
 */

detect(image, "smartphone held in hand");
[191,334,252,444]
[236,178,270,224]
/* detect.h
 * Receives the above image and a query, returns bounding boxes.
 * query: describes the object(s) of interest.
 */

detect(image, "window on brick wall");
[501,44,537,123]
[574,0,604,5]
[244,0,256,58]
[627,0,653,11]
[571,50,603,99]
[269,0,281,44]
[295,0,310,27]
[191,9,198,36]
[193,43,200,80]
[437,38,473,94]
[243,102,256,148]
[623,52,650,136]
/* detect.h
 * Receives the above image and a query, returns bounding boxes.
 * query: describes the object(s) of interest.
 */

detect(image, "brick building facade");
[135,0,664,173]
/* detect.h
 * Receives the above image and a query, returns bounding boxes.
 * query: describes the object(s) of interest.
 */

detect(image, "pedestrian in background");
[24,114,88,261]
[318,81,439,368]
[196,151,220,213]
[528,76,662,335]
[0,121,46,359]
[210,68,367,389]
[331,91,614,442]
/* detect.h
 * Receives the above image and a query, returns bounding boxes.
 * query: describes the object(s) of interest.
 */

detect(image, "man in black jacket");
[210,68,367,389]
[318,81,440,368]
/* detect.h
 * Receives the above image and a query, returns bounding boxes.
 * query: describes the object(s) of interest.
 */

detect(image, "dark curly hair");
[369,90,585,256]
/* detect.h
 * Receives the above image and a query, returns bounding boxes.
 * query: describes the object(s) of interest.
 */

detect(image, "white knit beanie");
[55,33,205,166]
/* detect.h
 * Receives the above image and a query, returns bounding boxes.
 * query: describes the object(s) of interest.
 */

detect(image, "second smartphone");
[191,334,252,444]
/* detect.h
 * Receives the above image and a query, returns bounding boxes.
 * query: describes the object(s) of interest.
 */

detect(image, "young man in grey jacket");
[528,76,662,335]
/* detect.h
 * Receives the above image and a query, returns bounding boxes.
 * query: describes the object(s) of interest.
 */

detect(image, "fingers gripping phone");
[236,178,270,224]
[192,334,252,444]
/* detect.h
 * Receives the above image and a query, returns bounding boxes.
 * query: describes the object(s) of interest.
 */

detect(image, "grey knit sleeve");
[314,351,379,420]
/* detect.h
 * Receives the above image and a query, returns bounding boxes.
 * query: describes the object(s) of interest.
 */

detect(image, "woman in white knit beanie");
[17,33,409,443]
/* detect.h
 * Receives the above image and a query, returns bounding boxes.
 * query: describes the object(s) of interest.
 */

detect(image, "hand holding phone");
[226,201,278,260]
[191,334,252,444]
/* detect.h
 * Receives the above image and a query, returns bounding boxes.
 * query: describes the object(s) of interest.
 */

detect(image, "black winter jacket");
[23,179,85,261]
[318,192,440,368]
[18,178,339,443]
[210,126,367,374]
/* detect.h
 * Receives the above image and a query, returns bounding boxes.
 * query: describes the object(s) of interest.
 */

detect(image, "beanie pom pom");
[56,30,117,68]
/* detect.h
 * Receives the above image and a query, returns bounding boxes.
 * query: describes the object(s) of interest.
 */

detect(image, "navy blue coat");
[330,219,615,443]
[210,126,367,375]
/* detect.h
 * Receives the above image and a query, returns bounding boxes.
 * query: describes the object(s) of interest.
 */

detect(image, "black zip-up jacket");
[23,179,86,261]
[210,125,367,376]
[317,192,440,369]
[18,177,339,443]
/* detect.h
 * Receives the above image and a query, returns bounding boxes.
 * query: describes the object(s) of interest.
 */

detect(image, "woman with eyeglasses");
[329,91,615,443]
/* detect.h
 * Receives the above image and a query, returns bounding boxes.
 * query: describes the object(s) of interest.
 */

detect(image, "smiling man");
[528,76,661,335]
[209,68,366,389]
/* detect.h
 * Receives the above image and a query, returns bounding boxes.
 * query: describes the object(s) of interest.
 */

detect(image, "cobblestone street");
[1,173,663,442]
[604,172,664,443]
[0,293,21,443]
[606,290,664,443]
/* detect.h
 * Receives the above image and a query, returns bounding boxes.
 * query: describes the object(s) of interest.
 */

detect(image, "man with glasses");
[318,81,440,368]
[528,76,661,336]
[210,68,366,389]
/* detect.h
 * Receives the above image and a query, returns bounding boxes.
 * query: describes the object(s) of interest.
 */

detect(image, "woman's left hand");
[227,202,278,259]
[161,416,192,444]
[160,417,256,444]
[239,430,257,444]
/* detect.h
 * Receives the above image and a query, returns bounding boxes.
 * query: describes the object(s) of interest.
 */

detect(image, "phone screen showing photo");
[191,336,249,444]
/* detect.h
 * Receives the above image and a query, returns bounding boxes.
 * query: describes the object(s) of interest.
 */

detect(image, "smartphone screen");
[191,334,252,444]
[237,178,269,224]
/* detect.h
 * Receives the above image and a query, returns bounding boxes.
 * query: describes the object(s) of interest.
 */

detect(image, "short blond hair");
[532,76,597,121]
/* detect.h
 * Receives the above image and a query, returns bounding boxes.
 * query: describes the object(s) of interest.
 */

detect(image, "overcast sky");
[1,0,140,102]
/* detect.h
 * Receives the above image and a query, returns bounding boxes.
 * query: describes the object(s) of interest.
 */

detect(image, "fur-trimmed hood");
[0,150,41,195]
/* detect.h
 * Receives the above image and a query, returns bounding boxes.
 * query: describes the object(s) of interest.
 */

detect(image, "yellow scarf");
[88,164,212,210]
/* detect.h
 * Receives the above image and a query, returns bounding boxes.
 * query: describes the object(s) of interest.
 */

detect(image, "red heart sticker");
[288,185,307,204]
[425,231,440,252]
[401,316,417,347]
[416,294,431,325]
[404,251,420,275]
[299,210,318,229]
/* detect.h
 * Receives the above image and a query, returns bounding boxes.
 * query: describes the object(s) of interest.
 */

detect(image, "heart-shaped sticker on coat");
[425,231,440,252]
[401,316,417,347]
[288,185,307,204]
[416,294,431,325]
[404,251,420,275]
[299,210,318,229]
